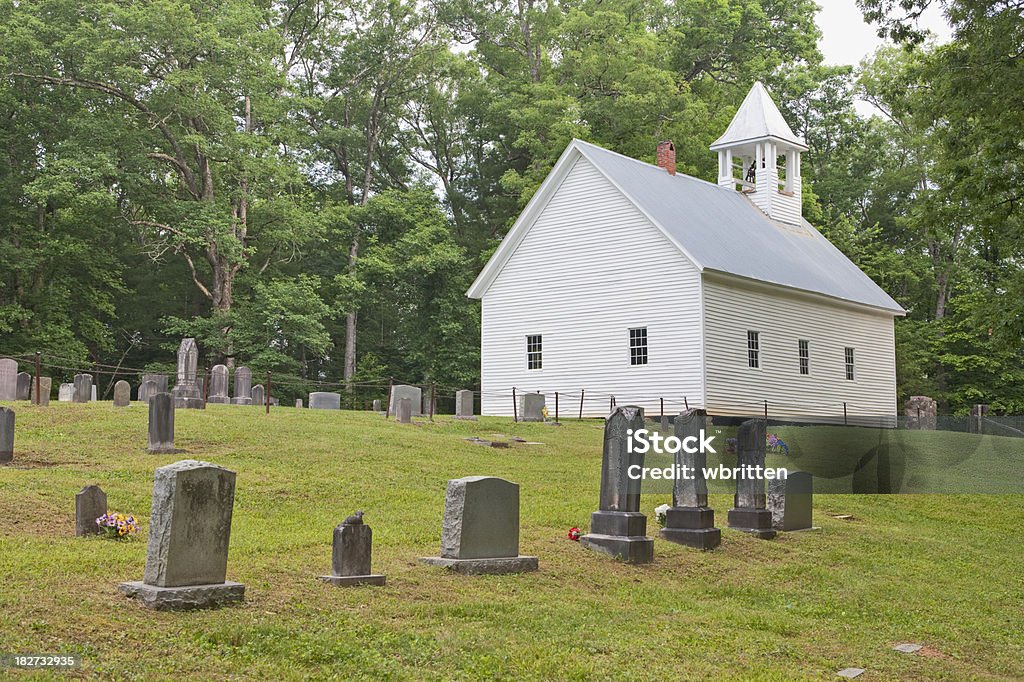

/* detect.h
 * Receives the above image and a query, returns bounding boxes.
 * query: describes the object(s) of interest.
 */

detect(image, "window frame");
[526,334,543,371]
[844,346,855,381]
[747,330,760,369]
[798,339,809,375]
[628,327,649,366]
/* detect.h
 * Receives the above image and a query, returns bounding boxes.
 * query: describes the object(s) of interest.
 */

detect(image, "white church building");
[468,82,905,420]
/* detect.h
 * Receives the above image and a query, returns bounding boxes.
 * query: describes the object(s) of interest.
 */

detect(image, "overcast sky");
[816,0,952,66]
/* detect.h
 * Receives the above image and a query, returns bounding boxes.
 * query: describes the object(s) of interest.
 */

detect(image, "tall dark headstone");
[171,338,205,409]
[0,359,16,401]
[726,419,776,539]
[319,512,386,586]
[31,377,51,406]
[16,372,31,401]
[579,406,654,563]
[119,460,244,609]
[207,365,229,404]
[420,476,538,574]
[73,373,93,403]
[0,407,13,464]
[397,397,412,424]
[767,472,814,531]
[230,366,253,405]
[113,380,131,407]
[659,409,721,550]
[147,393,176,454]
[75,485,107,536]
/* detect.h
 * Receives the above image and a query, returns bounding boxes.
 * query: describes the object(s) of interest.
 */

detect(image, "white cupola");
[711,81,808,224]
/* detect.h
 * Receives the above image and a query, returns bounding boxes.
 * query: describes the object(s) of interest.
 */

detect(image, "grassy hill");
[1,402,1022,680]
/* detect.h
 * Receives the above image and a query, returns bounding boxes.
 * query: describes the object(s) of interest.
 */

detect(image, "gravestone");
[726,419,776,539]
[231,366,253,405]
[659,409,721,550]
[579,406,654,563]
[139,374,168,403]
[319,512,386,586]
[389,385,422,416]
[421,391,435,416]
[58,383,74,402]
[207,365,229,404]
[0,407,13,464]
[171,338,205,409]
[73,373,92,403]
[397,397,412,424]
[372,399,381,412]
[904,395,937,430]
[113,380,131,407]
[91,385,97,401]
[75,485,107,536]
[251,384,265,407]
[0,359,16,400]
[31,377,51,406]
[16,372,31,401]
[147,393,176,454]
[309,392,340,410]
[521,393,545,422]
[767,471,814,531]
[119,460,244,609]
[139,380,157,404]
[455,390,475,420]
[295,399,303,408]
[420,476,538,574]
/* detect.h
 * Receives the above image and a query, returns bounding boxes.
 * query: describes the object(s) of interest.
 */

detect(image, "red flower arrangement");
[567,527,581,541]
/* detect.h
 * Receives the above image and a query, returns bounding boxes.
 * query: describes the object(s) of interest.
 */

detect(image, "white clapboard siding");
[480,155,704,417]
[702,274,897,422]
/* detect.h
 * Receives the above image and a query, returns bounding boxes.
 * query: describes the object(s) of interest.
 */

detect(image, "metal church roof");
[572,140,904,314]
[710,81,808,151]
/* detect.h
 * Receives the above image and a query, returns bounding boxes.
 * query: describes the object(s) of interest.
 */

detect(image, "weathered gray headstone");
[16,372,31,401]
[230,366,253,405]
[455,390,475,420]
[119,460,244,609]
[171,338,205,409]
[319,512,386,586]
[0,407,13,464]
[421,391,435,416]
[295,398,303,408]
[58,383,74,402]
[31,377,51,406]
[397,397,412,424]
[91,385,97,401]
[147,393,176,454]
[420,476,538,574]
[113,380,131,407]
[75,485,107,536]
[371,399,381,412]
[767,471,814,531]
[904,395,937,430]
[139,374,168,403]
[521,393,545,422]
[251,384,265,407]
[389,385,422,416]
[726,419,776,539]
[309,392,340,410]
[659,409,721,550]
[73,373,92,403]
[580,406,654,563]
[207,365,229,404]
[138,380,158,404]
[0,359,16,401]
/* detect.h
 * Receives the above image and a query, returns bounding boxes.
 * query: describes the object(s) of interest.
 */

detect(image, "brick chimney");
[656,140,676,175]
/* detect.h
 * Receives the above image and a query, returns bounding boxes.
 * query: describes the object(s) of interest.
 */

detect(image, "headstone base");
[173,396,206,409]
[579,534,654,564]
[230,397,253,405]
[659,507,721,550]
[146,446,183,455]
[319,574,387,587]
[727,508,777,539]
[453,415,478,421]
[418,556,539,575]
[118,581,244,610]
[207,396,230,404]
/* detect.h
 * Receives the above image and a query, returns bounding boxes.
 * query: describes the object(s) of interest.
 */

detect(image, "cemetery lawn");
[1,403,1022,681]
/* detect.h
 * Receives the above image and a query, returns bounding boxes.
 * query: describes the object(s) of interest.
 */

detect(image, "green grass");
[0,402,1022,680]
